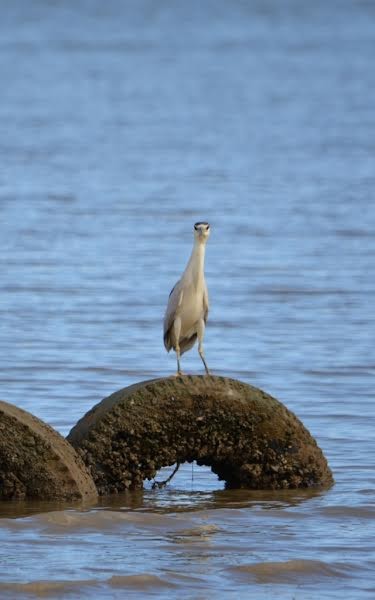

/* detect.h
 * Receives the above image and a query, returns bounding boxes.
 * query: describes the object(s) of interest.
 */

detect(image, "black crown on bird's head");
[194,222,210,231]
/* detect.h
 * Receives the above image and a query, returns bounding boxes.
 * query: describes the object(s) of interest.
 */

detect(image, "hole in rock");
[144,462,225,492]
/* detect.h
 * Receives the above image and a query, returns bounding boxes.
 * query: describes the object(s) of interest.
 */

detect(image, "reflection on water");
[1,0,375,597]
[0,464,329,520]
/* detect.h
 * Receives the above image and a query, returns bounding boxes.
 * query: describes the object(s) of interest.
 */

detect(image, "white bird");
[163,222,211,376]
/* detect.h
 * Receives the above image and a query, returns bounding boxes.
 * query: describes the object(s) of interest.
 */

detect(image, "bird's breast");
[178,285,205,335]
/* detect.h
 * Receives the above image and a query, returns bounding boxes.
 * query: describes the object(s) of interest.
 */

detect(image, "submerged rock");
[67,376,333,494]
[0,400,97,501]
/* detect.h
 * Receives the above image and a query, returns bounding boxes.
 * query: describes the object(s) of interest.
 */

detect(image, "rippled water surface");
[1,0,374,598]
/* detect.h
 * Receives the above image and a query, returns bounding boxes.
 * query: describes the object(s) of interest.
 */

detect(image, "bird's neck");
[185,240,206,285]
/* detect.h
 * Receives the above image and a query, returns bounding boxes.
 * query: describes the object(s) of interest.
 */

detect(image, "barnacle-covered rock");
[0,400,97,501]
[67,376,333,494]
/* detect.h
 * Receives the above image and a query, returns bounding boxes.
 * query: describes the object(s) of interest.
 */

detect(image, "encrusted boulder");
[0,400,98,501]
[67,376,333,494]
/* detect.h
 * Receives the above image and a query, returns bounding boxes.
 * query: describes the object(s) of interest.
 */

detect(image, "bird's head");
[194,222,210,242]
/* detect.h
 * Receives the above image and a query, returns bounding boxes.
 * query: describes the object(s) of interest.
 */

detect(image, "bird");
[163,222,211,376]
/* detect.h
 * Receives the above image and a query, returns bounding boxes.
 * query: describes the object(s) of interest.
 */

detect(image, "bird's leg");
[197,318,210,375]
[176,350,182,376]
[152,462,181,489]
[173,317,183,376]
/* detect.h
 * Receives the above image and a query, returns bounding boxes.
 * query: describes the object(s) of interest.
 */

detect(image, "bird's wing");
[163,280,184,351]
[203,281,209,323]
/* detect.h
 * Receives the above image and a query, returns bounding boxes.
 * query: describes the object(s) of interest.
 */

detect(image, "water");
[0,0,374,597]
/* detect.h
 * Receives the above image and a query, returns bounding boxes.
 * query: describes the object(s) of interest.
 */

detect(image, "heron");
[163,222,210,376]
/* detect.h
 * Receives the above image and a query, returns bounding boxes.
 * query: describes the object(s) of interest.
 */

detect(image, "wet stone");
[67,376,333,495]
[0,400,98,501]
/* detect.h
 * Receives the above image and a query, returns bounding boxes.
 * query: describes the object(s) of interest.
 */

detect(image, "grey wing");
[163,280,183,351]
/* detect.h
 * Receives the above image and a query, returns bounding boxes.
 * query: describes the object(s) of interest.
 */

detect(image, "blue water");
[0,0,374,598]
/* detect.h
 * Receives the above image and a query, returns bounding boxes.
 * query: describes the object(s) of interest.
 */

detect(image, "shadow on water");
[0,497,98,520]
[100,487,331,515]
